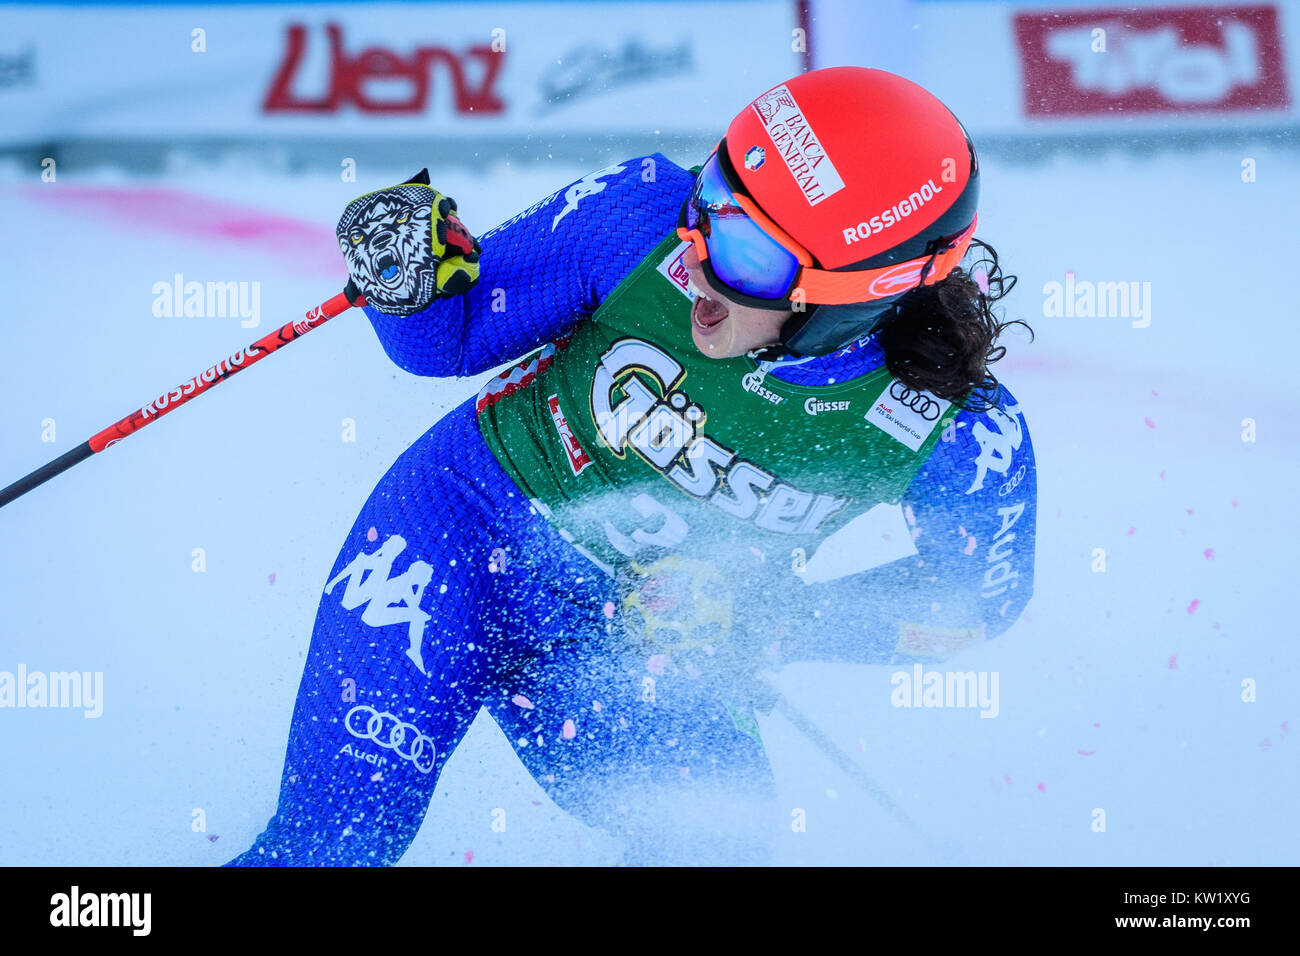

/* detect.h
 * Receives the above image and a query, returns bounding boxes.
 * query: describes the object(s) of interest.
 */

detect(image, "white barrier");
[0,1,801,145]
[809,0,1299,137]
[2,1,1293,154]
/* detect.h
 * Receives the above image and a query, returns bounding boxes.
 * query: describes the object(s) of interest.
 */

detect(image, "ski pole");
[767,685,957,862]
[0,285,365,509]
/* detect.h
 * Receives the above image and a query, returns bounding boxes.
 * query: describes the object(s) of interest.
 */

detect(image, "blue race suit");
[227,155,1037,865]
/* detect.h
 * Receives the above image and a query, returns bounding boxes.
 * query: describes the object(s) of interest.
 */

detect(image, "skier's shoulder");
[486,153,692,240]
[910,379,1035,502]
[956,380,1031,441]
[548,153,694,230]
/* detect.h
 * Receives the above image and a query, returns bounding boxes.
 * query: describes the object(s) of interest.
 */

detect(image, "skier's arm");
[772,393,1036,665]
[363,155,695,378]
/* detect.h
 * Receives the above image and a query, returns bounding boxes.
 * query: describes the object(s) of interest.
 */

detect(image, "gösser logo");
[888,381,942,421]
[805,397,850,416]
[741,370,785,406]
[345,704,436,773]
[591,337,847,537]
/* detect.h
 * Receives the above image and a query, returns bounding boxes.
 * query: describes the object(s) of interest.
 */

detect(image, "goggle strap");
[792,218,978,306]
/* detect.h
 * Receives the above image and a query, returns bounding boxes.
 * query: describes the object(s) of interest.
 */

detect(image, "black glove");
[336,168,481,315]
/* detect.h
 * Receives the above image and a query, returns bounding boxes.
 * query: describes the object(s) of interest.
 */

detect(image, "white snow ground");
[0,144,1296,866]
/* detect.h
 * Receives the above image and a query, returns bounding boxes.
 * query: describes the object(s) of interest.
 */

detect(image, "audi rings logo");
[889,381,942,421]
[344,705,436,774]
[999,463,1027,497]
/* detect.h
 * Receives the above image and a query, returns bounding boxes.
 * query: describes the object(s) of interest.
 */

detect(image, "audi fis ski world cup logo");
[344,704,436,774]
[865,379,951,452]
[889,381,943,421]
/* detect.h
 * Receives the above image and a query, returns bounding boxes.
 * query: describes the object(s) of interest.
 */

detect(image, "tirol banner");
[0,1,801,145]
[804,0,1300,137]
[1014,4,1292,118]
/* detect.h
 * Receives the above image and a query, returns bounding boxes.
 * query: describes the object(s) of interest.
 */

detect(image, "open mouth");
[375,251,400,284]
[689,279,729,333]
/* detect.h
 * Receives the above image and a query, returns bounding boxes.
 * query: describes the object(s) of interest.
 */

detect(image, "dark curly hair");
[877,240,1031,412]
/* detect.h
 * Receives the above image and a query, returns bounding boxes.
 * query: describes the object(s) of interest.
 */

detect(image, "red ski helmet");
[679,67,979,356]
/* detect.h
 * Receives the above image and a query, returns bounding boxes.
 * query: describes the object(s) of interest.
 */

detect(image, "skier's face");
[682,244,792,359]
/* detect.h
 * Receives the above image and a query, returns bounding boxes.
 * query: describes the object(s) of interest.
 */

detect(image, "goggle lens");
[685,153,801,300]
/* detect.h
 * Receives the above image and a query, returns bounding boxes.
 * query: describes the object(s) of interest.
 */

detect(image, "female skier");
[229,67,1037,866]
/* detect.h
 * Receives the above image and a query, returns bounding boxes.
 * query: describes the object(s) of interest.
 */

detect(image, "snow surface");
[0,144,1296,865]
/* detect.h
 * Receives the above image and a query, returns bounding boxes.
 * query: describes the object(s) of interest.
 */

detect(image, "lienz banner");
[0,1,800,145]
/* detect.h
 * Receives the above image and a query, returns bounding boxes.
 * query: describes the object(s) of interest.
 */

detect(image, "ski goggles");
[677,142,977,310]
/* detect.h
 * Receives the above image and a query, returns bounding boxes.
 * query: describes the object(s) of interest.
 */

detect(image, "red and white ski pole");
[0,285,365,509]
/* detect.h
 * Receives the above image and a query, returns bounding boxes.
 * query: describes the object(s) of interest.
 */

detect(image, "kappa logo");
[325,534,433,674]
[552,164,627,230]
[966,402,1024,495]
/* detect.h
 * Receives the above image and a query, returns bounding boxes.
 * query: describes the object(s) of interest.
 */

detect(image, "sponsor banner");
[8,2,1295,147]
[808,0,1300,136]
[1014,4,1291,118]
[0,2,798,144]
